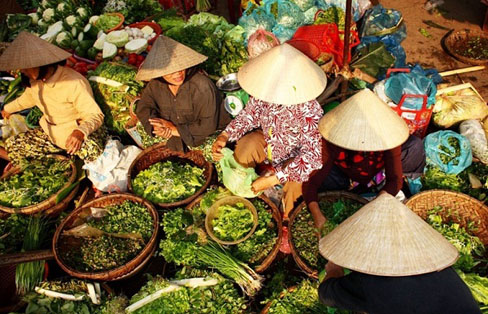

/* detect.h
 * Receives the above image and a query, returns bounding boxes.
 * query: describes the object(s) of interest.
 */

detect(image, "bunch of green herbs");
[132,160,205,204]
[211,202,254,242]
[0,158,71,208]
[456,270,488,312]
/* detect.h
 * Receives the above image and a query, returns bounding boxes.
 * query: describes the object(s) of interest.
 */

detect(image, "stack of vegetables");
[88,61,144,135]
[0,75,24,106]
[60,200,153,272]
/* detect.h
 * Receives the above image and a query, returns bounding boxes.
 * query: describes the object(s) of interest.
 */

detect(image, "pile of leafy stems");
[86,200,153,242]
[0,214,30,254]
[426,206,486,272]
[132,160,205,204]
[211,202,254,242]
[0,158,71,208]
[438,136,461,165]
[128,269,248,313]
[159,208,263,296]
[292,198,362,270]
[16,216,49,295]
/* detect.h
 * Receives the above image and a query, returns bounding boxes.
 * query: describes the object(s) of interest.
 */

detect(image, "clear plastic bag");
[219,148,260,198]
[424,130,472,175]
[1,114,29,139]
[433,86,488,128]
[247,28,280,58]
[291,0,315,11]
[460,120,488,164]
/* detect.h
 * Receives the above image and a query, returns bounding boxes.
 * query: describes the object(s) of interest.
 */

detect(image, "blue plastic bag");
[384,71,437,110]
[264,0,304,29]
[239,4,276,41]
[424,131,472,175]
[360,5,406,40]
[272,24,297,43]
[357,35,406,68]
[408,64,442,85]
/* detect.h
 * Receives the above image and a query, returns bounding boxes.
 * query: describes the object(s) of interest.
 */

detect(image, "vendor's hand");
[65,130,85,155]
[251,175,280,194]
[152,126,173,139]
[1,110,11,119]
[211,132,229,161]
[149,118,179,137]
[325,261,345,280]
[309,202,326,229]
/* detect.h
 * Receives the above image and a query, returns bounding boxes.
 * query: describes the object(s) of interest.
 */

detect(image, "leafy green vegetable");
[129,271,247,313]
[456,270,488,310]
[426,206,486,272]
[5,14,32,42]
[25,107,43,128]
[350,42,396,78]
[220,26,248,76]
[61,235,144,272]
[439,136,461,165]
[87,200,153,242]
[154,9,186,32]
[0,158,72,208]
[211,203,254,242]
[291,198,363,270]
[89,62,145,135]
[314,7,346,29]
[103,0,162,24]
[264,279,348,313]
[0,214,30,254]
[96,13,122,32]
[133,160,205,204]
[136,121,166,149]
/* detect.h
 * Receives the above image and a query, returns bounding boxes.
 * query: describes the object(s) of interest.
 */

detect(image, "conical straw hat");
[0,32,71,71]
[319,193,459,277]
[237,43,327,105]
[319,89,409,151]
[136,35,208,81]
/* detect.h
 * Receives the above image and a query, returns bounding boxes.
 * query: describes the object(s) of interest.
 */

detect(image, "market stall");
[0,0,487,313]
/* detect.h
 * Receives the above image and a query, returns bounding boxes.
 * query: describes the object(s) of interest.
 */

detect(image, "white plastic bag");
[460,120,488,164]
[0,114,29,139]
[83,138,141,192]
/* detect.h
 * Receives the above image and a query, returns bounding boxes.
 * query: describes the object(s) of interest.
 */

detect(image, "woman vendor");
[302,89,426,228]
[0,32,106,165]
[212,44,327,218]
[318,193,481,314]
[135,35,228,152]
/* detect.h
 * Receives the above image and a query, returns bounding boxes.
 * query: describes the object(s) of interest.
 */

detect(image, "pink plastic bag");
[247,29,280,58]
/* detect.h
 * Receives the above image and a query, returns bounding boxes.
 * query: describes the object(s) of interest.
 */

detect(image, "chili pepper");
[7,76,21,93]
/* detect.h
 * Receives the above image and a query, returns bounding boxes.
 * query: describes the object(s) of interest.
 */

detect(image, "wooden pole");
[340,0,353,101]
[439,65,485,77]
[0,249,54,267]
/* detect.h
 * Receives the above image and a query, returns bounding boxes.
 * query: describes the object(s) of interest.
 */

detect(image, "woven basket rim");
[185,189,282,273]
[443,29,488,65]
[52,193,159,281]
[127,145,213,208]
[288,191,369,278]
[0,155,77,214]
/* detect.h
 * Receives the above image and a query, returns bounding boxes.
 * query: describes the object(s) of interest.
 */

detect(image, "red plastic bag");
[247,29,280,58]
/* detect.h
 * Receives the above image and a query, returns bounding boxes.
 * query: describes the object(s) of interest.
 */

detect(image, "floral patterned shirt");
[225,97,324,183]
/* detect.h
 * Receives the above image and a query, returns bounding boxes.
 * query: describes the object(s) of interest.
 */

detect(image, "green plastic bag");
[219,148,260,198]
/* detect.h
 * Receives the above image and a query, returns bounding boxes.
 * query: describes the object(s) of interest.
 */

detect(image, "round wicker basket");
[127,144,213,208]
[443,29,488,65]
[405,190,488,246]
[186,192,282,273]
[52,193,159,281]
[0,155,77,215]
[288,191,368,278]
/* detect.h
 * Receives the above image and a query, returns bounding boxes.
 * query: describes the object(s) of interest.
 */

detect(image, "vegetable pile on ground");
[89,61,144,135]
[60,200,153,272]
[0,214,30,254]
[211,202,254,242]
[126,268,248,313]
[291,198,363,270]
[0,158,71,208]
[159,207,263,296]
[263,279,348,314]
[191,188,278,266]
[132,160,205,204]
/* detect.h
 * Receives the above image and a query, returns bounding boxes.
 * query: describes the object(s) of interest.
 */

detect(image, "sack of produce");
[460,120,488,164]
[433,84,488,128]
[424,130,472,175]
[83,138,141,193]
[219,148,260,198]
[247,29,280,58]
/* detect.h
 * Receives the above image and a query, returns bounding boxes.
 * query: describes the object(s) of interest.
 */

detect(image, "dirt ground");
[378,0,488,98]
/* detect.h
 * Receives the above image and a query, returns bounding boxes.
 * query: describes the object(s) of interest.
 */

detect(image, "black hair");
[37,60,67,81]
[158,65,199,85]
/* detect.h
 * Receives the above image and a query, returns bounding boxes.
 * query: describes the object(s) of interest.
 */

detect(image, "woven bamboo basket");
[52,193,159,281]
[405,190,488,246]
[443,30,488,65]
[289,191,368,278]
[186,192,282,273]
[0,155,77,215]
[127,144,213,208]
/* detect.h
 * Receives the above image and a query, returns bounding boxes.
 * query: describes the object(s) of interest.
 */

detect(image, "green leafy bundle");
[439,136,461,165]
[264,279,348,314]
[132,160,205,204]
[456,271,488,312]
[426,206,486,272]
[0,214,30,254]
[103,0,162,24]
[0,158,71,208]
[220,26,248,76]
[350,42,396,78]
[211,202,254,242]
[129,271,247,313]
[154,9,186,32]
[87,200,153,242]
[89,62,145,135]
